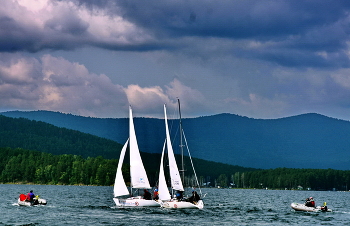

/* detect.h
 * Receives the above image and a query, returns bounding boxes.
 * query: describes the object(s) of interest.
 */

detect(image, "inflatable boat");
[291,202,332,212]
[18,194,47,206]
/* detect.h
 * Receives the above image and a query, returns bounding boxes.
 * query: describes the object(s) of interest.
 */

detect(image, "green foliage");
[238,168,350,190]
[0,147,122,185]
[2,146,349,190]
[217,174,228,188]
[0,145,256,186]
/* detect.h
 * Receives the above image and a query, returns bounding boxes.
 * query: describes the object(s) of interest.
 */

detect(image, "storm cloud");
[1,0,350,119]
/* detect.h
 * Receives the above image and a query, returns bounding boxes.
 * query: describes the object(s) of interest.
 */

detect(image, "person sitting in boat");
[305,197,315,207]
[175,190,184,201]
[188,190,200,204]
[321,202,328,212]
[304,198,311,206]
[143,189,152,200]
[309,197,315,207]
[26,190,35,202]
[153,189,159,200]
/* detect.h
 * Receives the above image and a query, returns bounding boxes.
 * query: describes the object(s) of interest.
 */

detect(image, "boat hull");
[291,203,331,212]
[161,200,204,209]
[113,196,161,207]
[18,198,47,206]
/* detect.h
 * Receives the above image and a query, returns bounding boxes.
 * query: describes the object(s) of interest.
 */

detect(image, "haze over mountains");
[2,110,350,170]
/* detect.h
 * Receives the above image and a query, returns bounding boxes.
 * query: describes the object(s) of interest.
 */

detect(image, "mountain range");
[2,110,350,170]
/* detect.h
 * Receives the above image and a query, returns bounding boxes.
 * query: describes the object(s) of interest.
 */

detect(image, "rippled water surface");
[2,184,350,225]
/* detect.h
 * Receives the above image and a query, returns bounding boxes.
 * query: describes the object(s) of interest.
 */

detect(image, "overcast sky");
[2,0,350,119]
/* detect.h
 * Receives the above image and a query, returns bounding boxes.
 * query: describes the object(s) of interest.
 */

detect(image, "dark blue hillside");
[2,110,350,170]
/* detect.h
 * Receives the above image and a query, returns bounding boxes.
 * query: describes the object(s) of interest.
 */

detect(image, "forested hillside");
[0,115,122,159]
[3,111,350,170]
[0,115,255,185]
[1,113,349,190]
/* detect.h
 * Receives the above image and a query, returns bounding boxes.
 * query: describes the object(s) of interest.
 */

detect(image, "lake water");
[2,184,350,225]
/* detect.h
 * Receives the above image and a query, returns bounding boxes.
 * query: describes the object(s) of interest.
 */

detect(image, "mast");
[177,98,185,185]
[164,104,184,191]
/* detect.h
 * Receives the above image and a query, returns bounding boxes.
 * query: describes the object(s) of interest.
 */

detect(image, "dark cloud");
[45,14,89,36]
[2,0,350,119]
[0,16,40,52]
[1,0,350,68]
[112,0,350,68]
[115,0,347,38]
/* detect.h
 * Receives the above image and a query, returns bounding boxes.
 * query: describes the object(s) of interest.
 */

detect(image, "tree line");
[2,146,350,191]
[0,147,123,185]
[215,168,350,191]
[0,147,249,187]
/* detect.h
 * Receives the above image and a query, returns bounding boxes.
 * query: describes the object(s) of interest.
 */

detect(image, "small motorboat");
[18,194,47,206]
[291,202,332,212]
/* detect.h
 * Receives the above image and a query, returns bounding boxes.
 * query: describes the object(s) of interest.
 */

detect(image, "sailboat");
[158,100,204,209]
[113,106,160,207]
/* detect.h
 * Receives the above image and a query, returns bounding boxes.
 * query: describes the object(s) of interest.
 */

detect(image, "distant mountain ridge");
[0,114,122,159]
[0,116,254,185]
[2,110,350,170]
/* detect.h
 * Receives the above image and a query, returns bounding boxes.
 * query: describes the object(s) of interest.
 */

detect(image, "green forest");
[0,147,252,187]
[0,147,119,185]
[1,146,350,191]
[215,168,350,191]
[245,168,350,190]
[0,115,122,159]
[1,114,350,190]
[0,114,253,186]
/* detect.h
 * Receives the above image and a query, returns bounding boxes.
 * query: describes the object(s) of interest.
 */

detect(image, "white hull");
[161,200,204,209]
[18,198,47,206]
[291,203,331,212]
[113,196,160,207]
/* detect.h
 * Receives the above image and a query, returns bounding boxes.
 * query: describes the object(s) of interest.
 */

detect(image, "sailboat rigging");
[158,100,204,209]
[113,106,160,207]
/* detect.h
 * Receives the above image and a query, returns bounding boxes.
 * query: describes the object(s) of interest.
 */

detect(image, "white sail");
[129,106,151,189]
[164,104,184,191]
[158,141,172,201]
[113,139,130,197]
[159,101,204,209]
[113,107,160,207]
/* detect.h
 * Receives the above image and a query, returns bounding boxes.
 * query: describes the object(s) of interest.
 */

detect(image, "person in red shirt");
[153,189,159,200]
[309,197,315,207]
[305,197,315,207]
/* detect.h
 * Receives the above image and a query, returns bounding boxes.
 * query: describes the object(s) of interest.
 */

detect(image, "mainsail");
[129,106,151,189]
[113,106,161,207]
